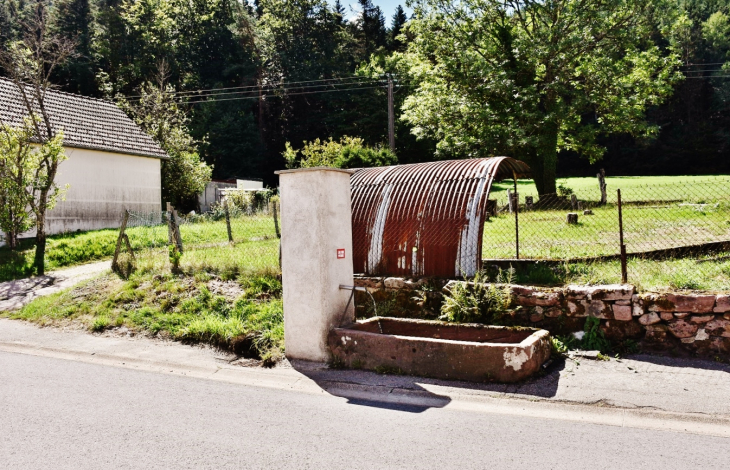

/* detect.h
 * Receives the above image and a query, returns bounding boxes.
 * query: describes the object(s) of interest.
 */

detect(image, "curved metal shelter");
[351,157,531,277]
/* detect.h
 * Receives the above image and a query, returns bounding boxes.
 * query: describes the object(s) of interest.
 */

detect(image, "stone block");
[690,315,715,323]
[665,293,716,313]
[515,291,562,307]
[674,312,690,319]
[714,295,730,313]
[660,312,674,321]
[544,307,563,318]
[639,312,661,326]
[565,284,634,301]
[354,277,384,290]
[530,312,544,323]
[668,320,699,339]
[632,303,644,317]
[704,318,730,336]
[612,304,632,321]
[384,277,406,290]
[615,300,631,306]
[695,329,710,341]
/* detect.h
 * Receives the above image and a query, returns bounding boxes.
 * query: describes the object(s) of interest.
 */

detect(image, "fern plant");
[440,271,511,324]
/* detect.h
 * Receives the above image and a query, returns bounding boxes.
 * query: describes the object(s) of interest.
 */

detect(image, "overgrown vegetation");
[283,136,397,170]
[3,267,285,365]
[440,270,513,324]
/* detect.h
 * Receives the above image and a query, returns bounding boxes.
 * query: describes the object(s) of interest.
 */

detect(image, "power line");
[121,75,387,99]
[182,85,390,104]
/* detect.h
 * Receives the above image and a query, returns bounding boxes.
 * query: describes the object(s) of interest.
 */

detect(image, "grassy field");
[491,175,730,201]
[486,253,730,292]
[486,175,730,259]
[0,214,279,282]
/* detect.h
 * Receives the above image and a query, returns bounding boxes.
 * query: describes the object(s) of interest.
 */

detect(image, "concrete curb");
[1,338,729,438]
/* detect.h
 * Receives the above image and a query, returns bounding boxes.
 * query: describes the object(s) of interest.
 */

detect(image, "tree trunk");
[531,120,559,196]
[34,210,46,275]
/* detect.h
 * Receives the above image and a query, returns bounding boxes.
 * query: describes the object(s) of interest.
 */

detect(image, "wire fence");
[483,176,730,287]
[112,200,281,277]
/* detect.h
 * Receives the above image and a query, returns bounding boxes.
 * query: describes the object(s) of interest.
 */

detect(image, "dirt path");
[0,261,110,311]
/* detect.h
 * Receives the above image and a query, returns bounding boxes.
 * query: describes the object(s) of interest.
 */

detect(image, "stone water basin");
[328,317,551,383]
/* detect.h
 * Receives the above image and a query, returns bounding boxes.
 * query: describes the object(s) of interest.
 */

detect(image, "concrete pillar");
[275,167,355,362]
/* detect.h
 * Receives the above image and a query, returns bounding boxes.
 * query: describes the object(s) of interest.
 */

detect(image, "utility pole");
[388,74,395,153]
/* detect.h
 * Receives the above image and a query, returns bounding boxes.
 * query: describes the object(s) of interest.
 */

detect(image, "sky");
[329,1,413,22]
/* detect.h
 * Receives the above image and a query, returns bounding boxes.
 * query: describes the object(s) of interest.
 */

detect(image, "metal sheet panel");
[351,157,531,277]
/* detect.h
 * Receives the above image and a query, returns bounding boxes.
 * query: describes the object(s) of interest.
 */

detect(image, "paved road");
[2,351,729,469]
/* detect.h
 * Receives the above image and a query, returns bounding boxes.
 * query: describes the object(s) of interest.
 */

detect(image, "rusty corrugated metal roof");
[351,157,531,277]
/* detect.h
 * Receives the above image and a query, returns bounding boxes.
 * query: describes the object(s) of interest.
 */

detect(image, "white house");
[0,78,166,235]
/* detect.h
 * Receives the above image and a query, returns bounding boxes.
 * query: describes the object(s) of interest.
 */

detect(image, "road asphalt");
[0,318,729,468]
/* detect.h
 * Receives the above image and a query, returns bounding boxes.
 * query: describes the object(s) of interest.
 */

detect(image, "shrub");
[283,136,397,169]
[440,271,511,324]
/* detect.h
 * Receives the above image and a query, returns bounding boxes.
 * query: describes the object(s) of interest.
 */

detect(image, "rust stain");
[351,157,531,277]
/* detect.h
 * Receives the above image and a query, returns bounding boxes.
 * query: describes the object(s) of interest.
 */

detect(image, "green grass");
[485,176,730,259]
[491,175,730,201]
[492,254,730,292]
[0,213,279,282]
[3,268,285,364]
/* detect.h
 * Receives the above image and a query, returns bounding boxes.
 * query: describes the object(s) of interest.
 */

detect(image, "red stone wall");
[353,277,730,357]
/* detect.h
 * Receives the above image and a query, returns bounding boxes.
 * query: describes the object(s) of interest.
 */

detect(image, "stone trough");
[328,317,552,383]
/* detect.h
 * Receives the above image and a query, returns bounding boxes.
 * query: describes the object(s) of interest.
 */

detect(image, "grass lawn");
[486,175,730,259]
[0,214,279,282]
[488,254,730,292]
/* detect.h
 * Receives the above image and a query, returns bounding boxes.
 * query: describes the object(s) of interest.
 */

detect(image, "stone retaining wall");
[353,277,730,357]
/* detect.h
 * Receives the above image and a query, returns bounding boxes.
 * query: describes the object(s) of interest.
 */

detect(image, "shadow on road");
[291,358,567,412]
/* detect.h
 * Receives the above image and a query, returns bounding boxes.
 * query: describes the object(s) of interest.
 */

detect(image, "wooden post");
[618,189,627,284]
[388,75,395,153]
[166,202,173,244]
[224,200,233,243]
[570,194,578,210]
[111,209,130,272]
[598,169,607,205]
[272,200,281,239]
[172,208,183,253]
[525,196,534,211]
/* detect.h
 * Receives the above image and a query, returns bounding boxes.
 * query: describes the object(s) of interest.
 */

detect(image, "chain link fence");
[483,176,730,289]
[112,199,281,277]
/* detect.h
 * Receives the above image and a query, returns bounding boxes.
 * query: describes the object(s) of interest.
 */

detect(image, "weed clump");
[440,270,512,324]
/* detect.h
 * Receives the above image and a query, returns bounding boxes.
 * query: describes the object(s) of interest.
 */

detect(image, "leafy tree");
[398,0,682,194]
[388,5,407,52]
[51,0,95,95]
[0,121,35,249]
[0,2,74,273]
[283,136,396,169]
[120,71,212,211]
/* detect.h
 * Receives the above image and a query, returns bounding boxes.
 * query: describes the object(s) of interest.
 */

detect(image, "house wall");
[43,147,162,234]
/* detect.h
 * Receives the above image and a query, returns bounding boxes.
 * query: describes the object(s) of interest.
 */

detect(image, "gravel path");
[0,261,110,311]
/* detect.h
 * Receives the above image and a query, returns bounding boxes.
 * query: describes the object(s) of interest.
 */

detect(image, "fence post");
[167,203,183,254]
[512,176,519,259]
[617,189,628,284]
[111,209,130,272]
[224,200,233,243]
[272,200,281,239]
[166,202,173,244]
[598,169,607,205]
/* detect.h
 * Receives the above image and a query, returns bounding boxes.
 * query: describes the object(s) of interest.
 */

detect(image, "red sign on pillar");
[337,248,346,259]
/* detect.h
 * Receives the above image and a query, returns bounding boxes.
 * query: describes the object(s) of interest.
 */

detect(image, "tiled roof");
[0,77,167,159]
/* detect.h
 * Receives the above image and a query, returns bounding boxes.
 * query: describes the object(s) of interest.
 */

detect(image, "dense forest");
[2,0,730,188]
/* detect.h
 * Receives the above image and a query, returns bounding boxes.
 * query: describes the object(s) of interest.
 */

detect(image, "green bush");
[283,136,397,169]
[440,271,511,324]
